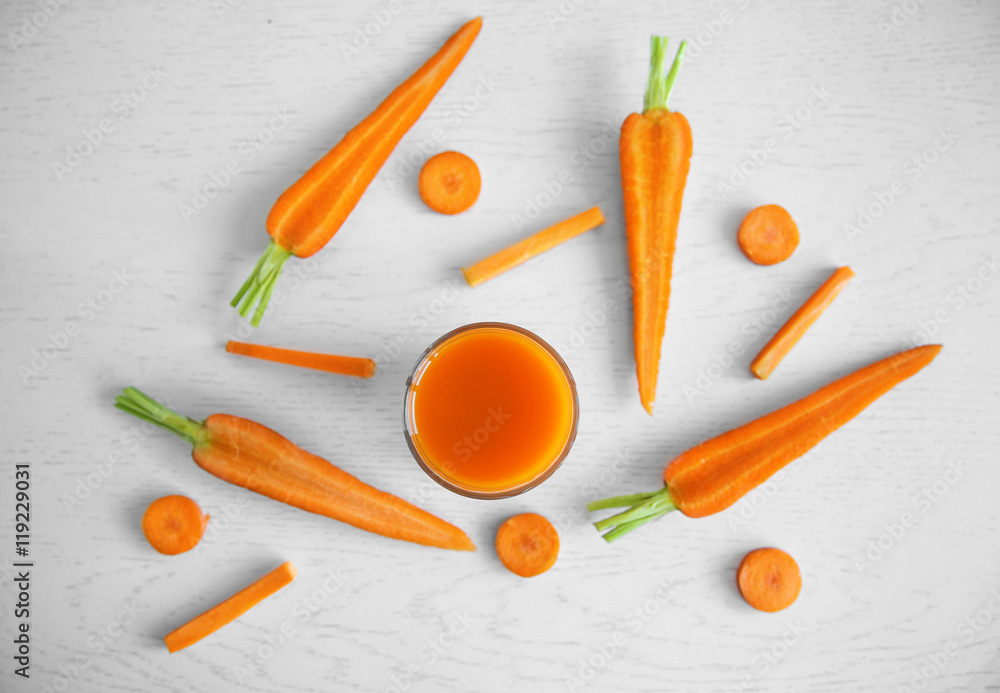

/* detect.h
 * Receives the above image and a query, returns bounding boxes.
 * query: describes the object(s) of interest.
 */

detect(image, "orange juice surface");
[408,326,576,493]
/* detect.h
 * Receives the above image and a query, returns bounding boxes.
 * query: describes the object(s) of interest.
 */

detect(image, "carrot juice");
[404,323,578,498]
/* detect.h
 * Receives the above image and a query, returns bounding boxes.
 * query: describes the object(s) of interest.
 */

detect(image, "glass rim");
[402,322,579,500]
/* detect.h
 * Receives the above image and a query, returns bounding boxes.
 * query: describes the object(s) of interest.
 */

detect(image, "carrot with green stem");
[621,36,692,414]
[233,17,483,326]
[588,345,941,541]
[114,387,475,551]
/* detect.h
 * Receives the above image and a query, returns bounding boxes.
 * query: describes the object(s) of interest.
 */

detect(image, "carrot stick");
[495,513,559,578]
[750,266,855,380]
[113,388,475,552]
[225,341,376,378]
[419,151,481,215]
[233,17,482,326]
[737,548,801,612]
[462,206,605,287]
[142,495,209,555]
[620,37,692,415]
[164,561,297,653]
[588,344,941,541]
[737,205,799,266]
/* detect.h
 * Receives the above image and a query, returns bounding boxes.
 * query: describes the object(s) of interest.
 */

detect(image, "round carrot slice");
[142,495,209,555]
[495,513,559,577]
[418,151,481,215]
[737,547,801,612]
[737,204,799,265]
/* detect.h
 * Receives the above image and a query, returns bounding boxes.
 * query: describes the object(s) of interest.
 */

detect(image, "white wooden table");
[2,0,999,690]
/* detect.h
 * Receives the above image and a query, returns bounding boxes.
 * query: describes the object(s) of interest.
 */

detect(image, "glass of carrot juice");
[403,323,579,499]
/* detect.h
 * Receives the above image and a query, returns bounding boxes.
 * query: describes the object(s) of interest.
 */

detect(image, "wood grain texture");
[1,0,999,690]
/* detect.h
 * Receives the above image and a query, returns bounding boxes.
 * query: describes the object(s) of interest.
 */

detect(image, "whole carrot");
[621,37,692,414]
[588,345,941,541]
[233,17,483,326]
[114,388,475,551]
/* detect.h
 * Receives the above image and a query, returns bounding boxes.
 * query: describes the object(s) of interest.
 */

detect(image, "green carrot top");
[644,36,688,113]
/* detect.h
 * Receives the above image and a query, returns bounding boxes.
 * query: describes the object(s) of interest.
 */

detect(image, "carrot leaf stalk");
[590,345,942,542]
[644,37,687,112]
[114,387,475,551]
[589,487,676,542]
[115,387,204,445]
[231,242,292,327]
